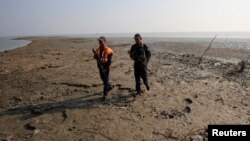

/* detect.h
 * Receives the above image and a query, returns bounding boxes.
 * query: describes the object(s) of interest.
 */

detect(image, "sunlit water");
[1,32,250,52]
[0,37,31,52]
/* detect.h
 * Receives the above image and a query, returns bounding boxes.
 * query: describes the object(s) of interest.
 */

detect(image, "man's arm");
[129,45,135,60]
[93,48,98,60]
[144,45,151,62]
[106,53,113,67]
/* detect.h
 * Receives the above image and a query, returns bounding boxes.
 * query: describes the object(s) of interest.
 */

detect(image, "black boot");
[146,84,150,91]
[102,93,107,100]
[136,91,141,96]
[108,84,113,92]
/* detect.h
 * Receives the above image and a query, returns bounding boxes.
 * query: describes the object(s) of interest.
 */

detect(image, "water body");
[79,32,250,50]
[78,32,250,38]
[0,37,31,52]
[1,32,250,51]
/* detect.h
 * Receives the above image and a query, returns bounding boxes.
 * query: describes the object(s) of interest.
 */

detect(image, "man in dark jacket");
[129,33,151,95]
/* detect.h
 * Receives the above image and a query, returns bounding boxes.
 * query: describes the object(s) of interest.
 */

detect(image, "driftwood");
[226,60,246,76]
[61,110,68,124]
[238,60,246,73]
[198,34,217,64]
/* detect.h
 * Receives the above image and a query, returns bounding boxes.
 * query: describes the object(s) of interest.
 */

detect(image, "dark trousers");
[99,67,111,95]
[134,63,148,93]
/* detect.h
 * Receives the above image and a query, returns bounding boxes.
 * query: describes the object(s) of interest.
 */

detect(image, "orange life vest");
[96,46,113,64]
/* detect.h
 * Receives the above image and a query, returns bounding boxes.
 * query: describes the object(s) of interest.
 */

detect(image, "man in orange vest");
[93,36,113,100]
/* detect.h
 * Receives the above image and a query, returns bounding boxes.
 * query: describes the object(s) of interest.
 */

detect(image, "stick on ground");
[198,34,217,64]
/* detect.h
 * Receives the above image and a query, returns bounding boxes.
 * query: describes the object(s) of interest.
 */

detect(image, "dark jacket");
[130,44,151,65]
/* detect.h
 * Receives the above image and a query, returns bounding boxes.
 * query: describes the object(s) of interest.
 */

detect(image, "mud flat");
[0,37,249,141]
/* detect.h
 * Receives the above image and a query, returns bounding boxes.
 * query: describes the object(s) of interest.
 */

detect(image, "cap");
[134,33,142,39]
[97,36,106,42]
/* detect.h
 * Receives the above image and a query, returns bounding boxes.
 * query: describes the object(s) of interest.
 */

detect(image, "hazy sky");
[0,0,250,36]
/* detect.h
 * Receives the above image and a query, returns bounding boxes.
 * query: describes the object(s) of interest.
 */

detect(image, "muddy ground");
[0,37,249,141]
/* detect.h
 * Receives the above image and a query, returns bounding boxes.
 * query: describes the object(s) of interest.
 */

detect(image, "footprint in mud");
[182,106,191,113]
[159,109,185,119]
[183,98,192,113]
[215,98,224,105]
[183,98,193,105]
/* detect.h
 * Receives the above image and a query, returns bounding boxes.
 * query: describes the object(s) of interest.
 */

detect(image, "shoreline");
[0,37,31,52]
[1,37,250,66]
[3,36,250,56]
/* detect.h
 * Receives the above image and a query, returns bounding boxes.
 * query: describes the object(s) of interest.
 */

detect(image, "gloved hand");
[93,54,98,59]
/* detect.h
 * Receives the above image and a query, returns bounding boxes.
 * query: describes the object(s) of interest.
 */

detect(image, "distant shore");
[6,36,250,61]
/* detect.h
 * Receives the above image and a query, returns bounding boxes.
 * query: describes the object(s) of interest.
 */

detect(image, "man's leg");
[99,68,105,82]
[141,65,150,91]
[134,65,141,94]
[103,68,110,97]
[99,68,108,99]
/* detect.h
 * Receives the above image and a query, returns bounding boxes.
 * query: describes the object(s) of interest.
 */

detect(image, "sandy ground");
[0,37,249,141]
